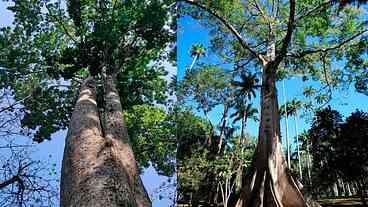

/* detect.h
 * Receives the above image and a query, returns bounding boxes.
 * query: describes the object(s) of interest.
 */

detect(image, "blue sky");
[177,15,368,155]
[0,2,173,207]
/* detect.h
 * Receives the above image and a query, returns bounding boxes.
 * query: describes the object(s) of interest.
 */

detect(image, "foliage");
[308,107,368,193]
[124,104,176,176]
[338,110,368,182]
[176,108,211,161]
[178,64,231,114]
[176,57,260,205]
[0,0,175,143]
[190,43,206,58]
[231,72,260,100]
[230,103,258,125]
[179,0,368,106]
[177,133,256,205]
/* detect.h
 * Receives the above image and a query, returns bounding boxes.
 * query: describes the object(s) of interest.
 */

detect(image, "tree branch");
[288,30,368,58]
[0,176,20,189]
[296,0,333,22]
[274,0,296,65]
[179,0,267,64]
[45,5,78,44]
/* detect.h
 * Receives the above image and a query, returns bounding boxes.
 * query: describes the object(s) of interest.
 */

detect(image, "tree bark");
[60,76,150,206]
[103,74,151,207]
[235,64,307,207]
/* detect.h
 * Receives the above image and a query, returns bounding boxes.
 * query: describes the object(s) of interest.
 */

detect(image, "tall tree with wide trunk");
[61,76,150,206]
[179,0,367,206]
[0,0,175,205]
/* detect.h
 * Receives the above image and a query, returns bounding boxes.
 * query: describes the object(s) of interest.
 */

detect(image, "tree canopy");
[179,0,368,106]
[0,0,175,142]
[0,0,176,181]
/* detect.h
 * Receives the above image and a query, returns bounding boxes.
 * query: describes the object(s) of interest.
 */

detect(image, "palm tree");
[281,80,291,169]
[299,131,312,185]
[288,99,303,181]
[231,72,260,100]
[188,43,205,71]
[230,72,260,141]
[231,101,258,141]
[230,101,258,195]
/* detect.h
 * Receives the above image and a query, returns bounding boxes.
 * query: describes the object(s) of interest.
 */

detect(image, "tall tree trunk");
[241,114,245,141]
[306,140,312,185]
[235,64,307,207]
[294,113,303,181]
[60,76,151,207]
[282,80,291,169]
[103,74,151,207]
[60,77,138,206]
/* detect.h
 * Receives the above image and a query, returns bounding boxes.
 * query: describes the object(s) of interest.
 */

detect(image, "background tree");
[124,104,176,176]
[0,73,59,206]
[178,64,231,146]
[0,145,58,207]
[283,98,304,180]
[339,110,368,205]
[189,43,206,71]
[308,107,368,204]
[231,102,258,141]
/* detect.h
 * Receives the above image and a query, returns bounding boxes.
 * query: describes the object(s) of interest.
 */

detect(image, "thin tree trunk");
[60,77,137,206]
[103,74,151,207]
[306,139,312,185]
[218,103,229,153]
[189,55,198,71]
[241,115,245,141]
[294,112,303,181]
[282,80,291,169]
[235,64,307,207]
[339,178,346,196]
[332,182,339,197]
[346,182,352,196]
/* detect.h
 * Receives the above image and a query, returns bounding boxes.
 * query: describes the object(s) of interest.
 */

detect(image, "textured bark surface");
[235,65,307,207]
[60,77,142,207]
[103,74,151,207]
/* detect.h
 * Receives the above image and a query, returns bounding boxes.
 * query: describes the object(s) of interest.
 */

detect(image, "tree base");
[235,141,308,207]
